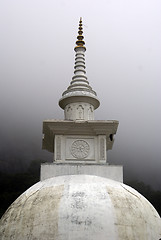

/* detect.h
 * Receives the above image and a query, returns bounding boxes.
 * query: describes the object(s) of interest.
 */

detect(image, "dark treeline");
[0,159,42,218]
[0,159,161,218]
[125,180,161,217]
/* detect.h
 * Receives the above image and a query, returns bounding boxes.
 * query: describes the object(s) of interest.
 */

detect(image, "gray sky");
[0,0,161,189]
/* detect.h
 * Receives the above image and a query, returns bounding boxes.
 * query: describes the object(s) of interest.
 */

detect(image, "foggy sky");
[0,0,161,189]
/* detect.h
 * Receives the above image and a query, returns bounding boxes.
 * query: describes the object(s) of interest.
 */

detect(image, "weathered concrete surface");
[0,175,161,240]
[40,163,123,182]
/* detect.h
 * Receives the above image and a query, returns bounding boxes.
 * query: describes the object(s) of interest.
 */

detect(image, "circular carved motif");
[71,140,90,159]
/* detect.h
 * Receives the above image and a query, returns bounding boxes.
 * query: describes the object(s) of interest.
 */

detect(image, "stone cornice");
[42,120,119,152]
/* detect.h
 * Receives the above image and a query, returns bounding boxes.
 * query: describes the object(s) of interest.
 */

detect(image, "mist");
[0,0,161,189]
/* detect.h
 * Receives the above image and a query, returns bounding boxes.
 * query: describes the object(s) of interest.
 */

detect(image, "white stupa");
[0,18,161,240]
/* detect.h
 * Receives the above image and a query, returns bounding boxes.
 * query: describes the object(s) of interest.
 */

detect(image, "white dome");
[0,175,161,240]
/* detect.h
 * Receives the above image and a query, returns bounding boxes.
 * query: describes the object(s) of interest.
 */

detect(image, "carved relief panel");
[65,105,73,120]
[64,103,94,121]
[76,105,84,120]
[88,105,94,120]
[98,135,106,162]
[54,135,106,163]
[71,140,90,159]
[56,136,61,160]
[66,136,96,161]
[55,135,62,161]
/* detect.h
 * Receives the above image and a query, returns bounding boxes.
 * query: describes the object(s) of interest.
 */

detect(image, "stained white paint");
[1,175,161,240]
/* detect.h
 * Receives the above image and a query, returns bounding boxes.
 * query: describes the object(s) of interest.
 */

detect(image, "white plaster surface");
[40,163,123,182]
[1,175,161,240]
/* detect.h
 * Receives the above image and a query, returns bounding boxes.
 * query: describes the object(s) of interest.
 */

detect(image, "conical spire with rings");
[59,18,100,121]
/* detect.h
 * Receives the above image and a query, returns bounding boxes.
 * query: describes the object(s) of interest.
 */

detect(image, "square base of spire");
[42,120,119,163]
[40,163,123,183]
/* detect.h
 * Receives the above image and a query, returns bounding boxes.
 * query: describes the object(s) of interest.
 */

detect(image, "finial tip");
[74,17,86,51]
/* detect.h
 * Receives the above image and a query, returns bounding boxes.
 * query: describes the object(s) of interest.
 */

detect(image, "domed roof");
[0,175,161,240]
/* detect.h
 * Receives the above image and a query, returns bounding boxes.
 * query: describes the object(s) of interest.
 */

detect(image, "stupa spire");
[59,18,100,121]
[43,18,119,169]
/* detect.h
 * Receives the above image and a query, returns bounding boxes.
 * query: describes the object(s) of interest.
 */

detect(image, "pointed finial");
[74,17,86,51]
